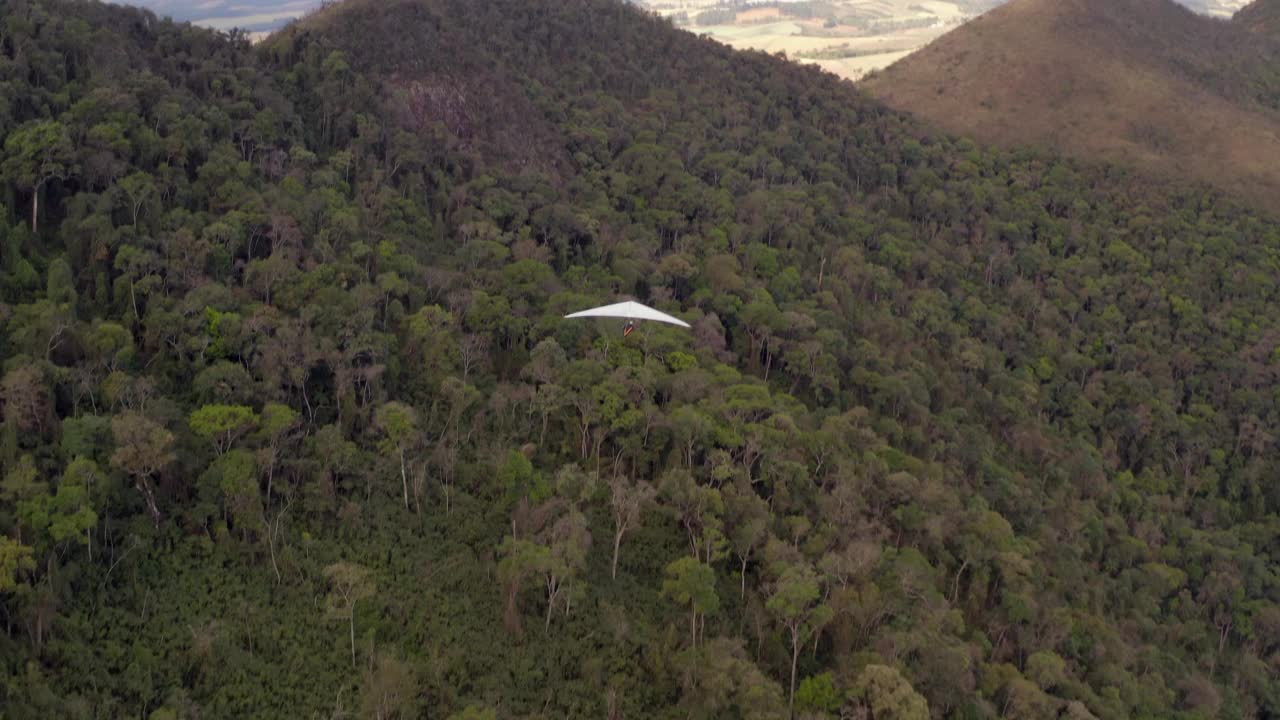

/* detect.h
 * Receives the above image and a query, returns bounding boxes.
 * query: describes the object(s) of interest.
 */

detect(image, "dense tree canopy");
[0,0,1277,717]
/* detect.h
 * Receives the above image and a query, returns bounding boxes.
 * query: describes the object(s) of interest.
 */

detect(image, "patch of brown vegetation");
[736,6,783,23]
[862,0,1280,213]
[269,0,568,176]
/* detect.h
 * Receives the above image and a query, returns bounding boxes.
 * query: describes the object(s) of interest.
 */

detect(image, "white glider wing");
[564,300,690,327]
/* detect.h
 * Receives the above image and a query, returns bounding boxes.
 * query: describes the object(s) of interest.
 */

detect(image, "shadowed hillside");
[863,0,1280,212]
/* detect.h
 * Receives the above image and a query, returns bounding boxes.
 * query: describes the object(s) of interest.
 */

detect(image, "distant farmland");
[657,0,978,81]
[114,0,1254,56]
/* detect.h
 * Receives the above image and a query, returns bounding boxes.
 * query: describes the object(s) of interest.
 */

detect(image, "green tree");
[113,245,161,322]
[117,171,156,228]
[2,455,47,543]
[50,458,99,558]
[256,402,300,502]
[662,556,720,649]
[216,449,260,540]
[725,481,771,598]
[324,561,375,668]
[673,637,788,719]
[499,450,548,508]
[796,672,842,716]
[1,120,76,233]
[496,536,549,638]
[6,298,74,362]
[189,404,259,456]
[0,536,35,593]
[80,321,134,411]
[374,401,418,510]
[767,562,832,711]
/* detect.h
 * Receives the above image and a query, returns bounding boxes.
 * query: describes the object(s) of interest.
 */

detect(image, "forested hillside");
[1,0,1278,718]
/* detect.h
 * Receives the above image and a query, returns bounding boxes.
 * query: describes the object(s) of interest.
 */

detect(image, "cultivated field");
[651,0,983,81]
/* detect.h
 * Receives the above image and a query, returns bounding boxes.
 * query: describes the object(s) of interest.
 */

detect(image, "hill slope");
[862,0,1280,211]
[1236,0,1280,32]
[0,0,1278,718]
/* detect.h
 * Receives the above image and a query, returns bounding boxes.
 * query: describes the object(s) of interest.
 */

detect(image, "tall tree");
[724,481,770,599]
[1,120,76,233]
[374,401,418,510]
[324,561,375,668]
[662,556,720,649]
[109,412,175,527]
[256,402,300,502]
[767,562,832,711]
[1,363,52,436]
[607,475,655,579]
[49,459,99,559]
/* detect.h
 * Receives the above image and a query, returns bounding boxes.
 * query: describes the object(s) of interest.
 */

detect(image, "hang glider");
[564,301,690,336]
